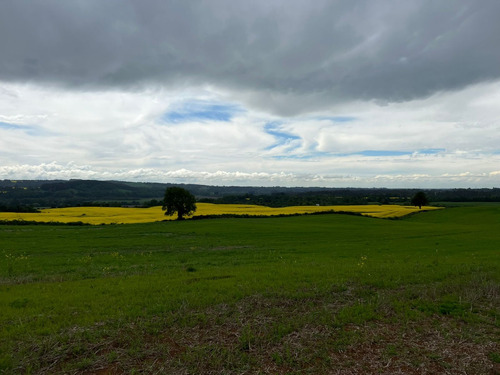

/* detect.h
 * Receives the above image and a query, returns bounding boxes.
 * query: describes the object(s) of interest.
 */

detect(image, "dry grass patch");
[20,283,499,375]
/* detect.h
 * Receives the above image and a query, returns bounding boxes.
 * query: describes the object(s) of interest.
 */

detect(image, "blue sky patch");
[336,149,446,157]
[162,101,244,123]
[0,121,25,130]
[271,151,331,160]
[0,121,44,136]
[315,116,357,123]
[264,122,301,150]
[358,150,412,157]
[272,148,448,160]
[418,148,445,154]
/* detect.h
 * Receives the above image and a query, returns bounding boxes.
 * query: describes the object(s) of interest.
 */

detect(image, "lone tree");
[162,187,197,220]
[411,191,429,209]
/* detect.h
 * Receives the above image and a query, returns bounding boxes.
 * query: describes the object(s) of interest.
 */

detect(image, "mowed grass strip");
[0,203,441,224]
[0,205,498,373]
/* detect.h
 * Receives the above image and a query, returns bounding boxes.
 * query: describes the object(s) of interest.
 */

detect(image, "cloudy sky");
[1,0,499,187]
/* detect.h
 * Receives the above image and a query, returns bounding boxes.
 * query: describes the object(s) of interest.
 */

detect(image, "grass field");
[0,205,499,373]
[0,203,440,224]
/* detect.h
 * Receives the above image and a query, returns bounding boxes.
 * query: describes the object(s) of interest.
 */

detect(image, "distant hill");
[1,179,499,210]
[1,179,169,208]
[0,179,324,208]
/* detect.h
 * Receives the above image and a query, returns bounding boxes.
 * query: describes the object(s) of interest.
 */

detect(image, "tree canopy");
[162,187,197,220]
[411,191,429,209]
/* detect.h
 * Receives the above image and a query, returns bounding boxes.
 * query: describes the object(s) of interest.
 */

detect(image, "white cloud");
[1,2,499,188]
[2,1,500,116]
[1,162,499,188]
[0,80,499,187]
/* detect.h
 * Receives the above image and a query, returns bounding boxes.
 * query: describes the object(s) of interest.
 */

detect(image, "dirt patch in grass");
[10,281,499,374]
[329,320,498,374]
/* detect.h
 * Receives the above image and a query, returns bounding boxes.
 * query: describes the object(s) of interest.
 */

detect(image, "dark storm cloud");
[1,0,499,114]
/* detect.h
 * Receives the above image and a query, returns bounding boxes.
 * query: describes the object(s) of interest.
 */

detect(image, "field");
[0,205,499,374]
[0,203,440,224]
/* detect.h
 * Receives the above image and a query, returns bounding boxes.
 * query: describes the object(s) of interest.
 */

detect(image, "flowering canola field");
[0,203,441,224]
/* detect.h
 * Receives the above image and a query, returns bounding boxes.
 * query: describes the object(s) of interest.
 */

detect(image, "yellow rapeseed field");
[0,203,441,224]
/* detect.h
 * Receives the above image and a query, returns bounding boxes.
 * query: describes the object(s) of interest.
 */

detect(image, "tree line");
[1,179,499,212]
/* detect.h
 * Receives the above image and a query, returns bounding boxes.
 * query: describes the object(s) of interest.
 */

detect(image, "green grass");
[1,205,499,373]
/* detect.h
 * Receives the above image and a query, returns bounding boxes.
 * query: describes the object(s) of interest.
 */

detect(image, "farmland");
[0,205,499,374]
[0,203,440,224]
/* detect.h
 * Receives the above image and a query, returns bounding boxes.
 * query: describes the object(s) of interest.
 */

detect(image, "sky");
[1,1,499,188]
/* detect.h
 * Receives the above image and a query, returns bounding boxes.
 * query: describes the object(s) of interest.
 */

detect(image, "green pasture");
[1,205,499,373]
